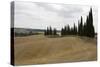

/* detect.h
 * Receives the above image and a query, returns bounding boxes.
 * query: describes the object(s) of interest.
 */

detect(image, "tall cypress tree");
[78,20,80,35]
[85,16,89,37]
[88,8,95,37]
[64,26,67,35]
[83,23,86,36]
[81,16,83,36]
[78,16,83,36]
[67,25,70,35]
[44,30,47,35]
[49,26,52,35]
[61,28,64,36]
[84,8,95,38]
[47,27,49,35]
[80,8,95,38]
[53,28,57,35]
[73,23,77,35]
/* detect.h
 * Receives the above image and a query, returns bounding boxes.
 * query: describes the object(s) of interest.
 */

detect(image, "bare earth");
[14,35,97,65]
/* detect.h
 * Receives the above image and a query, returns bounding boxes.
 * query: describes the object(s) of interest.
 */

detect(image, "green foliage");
[82,8,95,38]
[77,8,95,38]
[44,26,57,36]
[61,24,77,36]
[86,8,95,37]
[78,16,83,36]
[49,26,52,35]
[53,28,57,35]
[61,28,64,36]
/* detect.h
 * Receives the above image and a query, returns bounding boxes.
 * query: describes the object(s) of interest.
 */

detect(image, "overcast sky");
[14,1,98,32]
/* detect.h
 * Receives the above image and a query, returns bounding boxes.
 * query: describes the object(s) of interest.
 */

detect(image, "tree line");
[44,26,57,35]
[44,8,95,38]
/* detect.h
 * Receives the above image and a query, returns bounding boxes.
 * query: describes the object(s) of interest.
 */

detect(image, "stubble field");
[14,35,97,65]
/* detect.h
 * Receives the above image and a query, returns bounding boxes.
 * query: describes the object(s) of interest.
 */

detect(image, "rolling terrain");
[14,35,97,65]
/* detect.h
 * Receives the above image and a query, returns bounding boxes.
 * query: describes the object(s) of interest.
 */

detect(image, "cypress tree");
[61,28,64,36]
[44,30,47,35]
[87,8,95,37]
[78,16,83,36]
[85,16,89,37]
[83,23,86,36]
[49,26,52,35]
[71,27,74,35]
[53,28,57,35]
[64,26,67,35]
[47,27,49,35]
[73,23,77,35]
[67,25,70,35]
[78,20,80,35]
[81,16,83,36]
[83,8,95,38]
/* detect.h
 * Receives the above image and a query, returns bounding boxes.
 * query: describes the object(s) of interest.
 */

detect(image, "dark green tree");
[73,23,77,35]
[49,26,52,35]
[44,30,47,35]
[78,16,83,36]
[67,25,70,35]
[47,27,49,35]
[61,28,64,36]
[71,27,74,35]
[78,20,80,35]
[86,8,95,37]
[63,26,67,35]
[84,16,89,37]
[83,22,87,36]
[53,28,57,35]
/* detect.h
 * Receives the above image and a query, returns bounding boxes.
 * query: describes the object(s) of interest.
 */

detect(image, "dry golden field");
[14,35,97,65]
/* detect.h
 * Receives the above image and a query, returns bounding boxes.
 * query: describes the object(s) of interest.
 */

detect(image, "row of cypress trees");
[61,23,77,36]
[44,26,57,35]
[78,8,95,38]
[44,8,95,38]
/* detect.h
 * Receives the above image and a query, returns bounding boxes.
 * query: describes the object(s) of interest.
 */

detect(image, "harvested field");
[14,35,97,65]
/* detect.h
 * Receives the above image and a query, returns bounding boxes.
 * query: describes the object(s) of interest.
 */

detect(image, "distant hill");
[13,28,60,33]
[11,28,61,37]
[13,28,45,34]
[11,28,45,37]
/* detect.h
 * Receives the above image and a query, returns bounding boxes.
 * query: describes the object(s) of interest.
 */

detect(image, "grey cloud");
[58,6,83,18]
[34,2,83,18]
